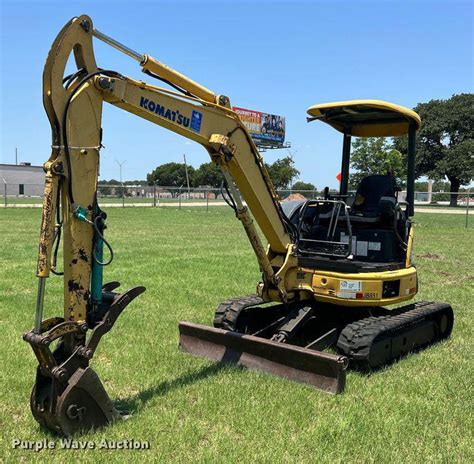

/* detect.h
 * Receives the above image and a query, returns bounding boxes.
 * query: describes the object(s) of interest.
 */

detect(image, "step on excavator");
[24,15,454,436]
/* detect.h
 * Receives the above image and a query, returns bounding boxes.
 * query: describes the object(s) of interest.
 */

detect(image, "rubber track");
[213,295,264,331]
[336,301,453,370]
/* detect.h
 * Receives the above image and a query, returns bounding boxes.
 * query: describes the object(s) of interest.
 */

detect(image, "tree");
[394,94,474,206]
[291,181,316,191]
[349,137,405,189]
[147,162,195,189]
[98,178,123,197]
[98,178,120,185]
[193,162,222,187]
[265,156,300,190]
[128,179,148,186]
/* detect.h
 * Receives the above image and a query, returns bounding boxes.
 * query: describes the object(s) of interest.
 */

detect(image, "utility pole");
[427,179,433,204]
[2,178,7,208]
[115,159,127,208]
[15,147,18,165]
[183,154,191,199]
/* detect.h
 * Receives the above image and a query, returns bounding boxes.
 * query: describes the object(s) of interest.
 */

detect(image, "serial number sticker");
[340,280,362,292]
[337,291,357,299]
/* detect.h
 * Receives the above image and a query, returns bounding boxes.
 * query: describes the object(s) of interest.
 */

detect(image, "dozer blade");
[179,322,348,394]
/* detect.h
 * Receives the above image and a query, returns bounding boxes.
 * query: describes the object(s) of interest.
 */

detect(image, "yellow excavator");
[24,15,453,435]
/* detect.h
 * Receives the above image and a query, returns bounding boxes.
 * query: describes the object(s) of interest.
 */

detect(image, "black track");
[213,295,297,335]
[336,301,454,370]
[214,296,454,371]
[214,294,264,331]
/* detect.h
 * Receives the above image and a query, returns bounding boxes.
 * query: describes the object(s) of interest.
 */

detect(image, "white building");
[0,163,44,197]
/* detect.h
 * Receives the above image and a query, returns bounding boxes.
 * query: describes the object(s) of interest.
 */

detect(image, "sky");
[0,0,472,188]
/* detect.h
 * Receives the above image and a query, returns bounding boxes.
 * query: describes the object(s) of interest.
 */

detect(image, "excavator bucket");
[25,285,145,436]
[179,322,348,394]
[31,367,120,436]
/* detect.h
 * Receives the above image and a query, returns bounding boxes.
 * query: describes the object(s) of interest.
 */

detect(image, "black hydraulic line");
[50,226,63,275]
[92,215,114,266]
[51,178,63,276]
[62,68,86,88]
[48,68,87,254]
[52,66,85,274]
[142,69,195,98]
[221,178,237,213]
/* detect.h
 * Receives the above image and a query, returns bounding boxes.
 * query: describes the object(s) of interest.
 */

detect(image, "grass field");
[0,207,472,463]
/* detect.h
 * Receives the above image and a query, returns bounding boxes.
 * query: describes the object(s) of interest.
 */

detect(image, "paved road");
[414,207,469,215]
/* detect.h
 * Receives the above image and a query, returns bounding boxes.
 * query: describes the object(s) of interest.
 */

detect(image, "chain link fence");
[1,182,472,225]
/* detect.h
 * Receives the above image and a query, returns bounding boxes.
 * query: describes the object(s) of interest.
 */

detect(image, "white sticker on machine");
[336,291,357,299]
[368,241,382,251]
[340,233,357,252]
[356,241,368,256]
[340,280,362,291]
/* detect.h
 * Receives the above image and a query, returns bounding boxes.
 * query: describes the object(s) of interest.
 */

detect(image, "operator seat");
[305,174,400,238]
[350,174,398,224]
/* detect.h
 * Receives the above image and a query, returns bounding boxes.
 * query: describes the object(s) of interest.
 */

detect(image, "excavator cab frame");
[287,100,420,269]
[307,99,420,215]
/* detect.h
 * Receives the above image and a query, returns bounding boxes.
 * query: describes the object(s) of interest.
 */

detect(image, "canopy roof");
[307,100,421,137]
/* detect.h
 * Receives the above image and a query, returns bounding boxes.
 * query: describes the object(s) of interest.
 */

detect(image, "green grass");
[2,196,44,204]
[0,208,472,463]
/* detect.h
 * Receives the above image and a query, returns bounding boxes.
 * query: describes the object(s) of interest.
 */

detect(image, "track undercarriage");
[179,295,454,393]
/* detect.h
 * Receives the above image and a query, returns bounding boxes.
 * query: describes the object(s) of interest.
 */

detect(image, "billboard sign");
[233,107,286,145]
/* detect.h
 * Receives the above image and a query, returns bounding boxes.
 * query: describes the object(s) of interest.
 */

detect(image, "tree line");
[145,156,315,191]
[350,93,473,206]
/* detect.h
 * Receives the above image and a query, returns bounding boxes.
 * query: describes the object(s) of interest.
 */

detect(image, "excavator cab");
[284,100,419,268]
[306,99,419,212]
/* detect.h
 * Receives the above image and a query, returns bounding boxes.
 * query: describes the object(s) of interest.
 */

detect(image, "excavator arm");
[99,69,293,250]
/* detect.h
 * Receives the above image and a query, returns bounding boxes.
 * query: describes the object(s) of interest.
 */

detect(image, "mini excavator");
[24,15,454,435]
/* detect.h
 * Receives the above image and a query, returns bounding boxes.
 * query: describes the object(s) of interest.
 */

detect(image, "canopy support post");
[407,123,416,216]
[340,132,351,197]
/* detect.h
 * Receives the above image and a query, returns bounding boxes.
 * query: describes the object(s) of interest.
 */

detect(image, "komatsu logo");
[139,96,202,133]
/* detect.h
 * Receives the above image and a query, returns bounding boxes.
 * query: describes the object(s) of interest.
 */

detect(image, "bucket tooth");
[179,321,348,394]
